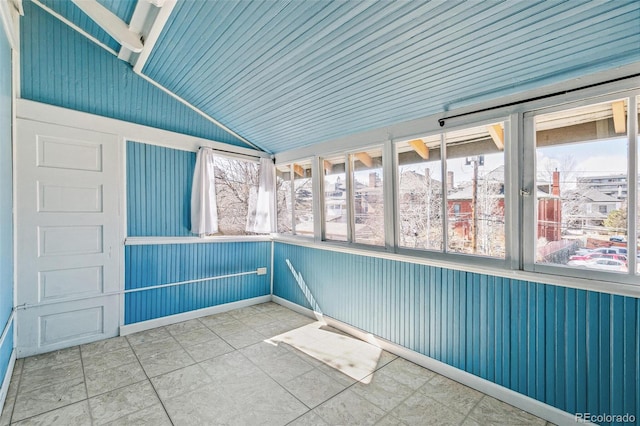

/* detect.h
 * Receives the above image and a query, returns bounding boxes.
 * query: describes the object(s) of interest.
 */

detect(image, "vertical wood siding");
[0,22,13,384]
[125,242,270,324]
[127,141,195,237]
[273,242,639,422]
[20,1,248,148]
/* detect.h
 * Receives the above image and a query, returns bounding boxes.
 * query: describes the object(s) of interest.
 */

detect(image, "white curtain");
[247,157,275,233]
[190,147,218,236]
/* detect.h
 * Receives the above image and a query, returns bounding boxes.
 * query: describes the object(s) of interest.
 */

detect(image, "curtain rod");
[437,73,640,127]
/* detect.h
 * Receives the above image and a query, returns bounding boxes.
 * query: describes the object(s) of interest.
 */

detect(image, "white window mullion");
[346,154,355,243]
[627,97,638,275]
[383,139,395,250]
[440,134,448,253]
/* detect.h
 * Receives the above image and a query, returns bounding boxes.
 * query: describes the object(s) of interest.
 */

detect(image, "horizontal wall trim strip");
[15,269,264,310]
[120,295,271,335]
[0,311,14,354]
[125,270,262,293]
[272,295,585,426]
[16,99,270,158]
[125,236,273,245]
[274,238,640,299]
[275,72,639,163]
[0,349,16,417]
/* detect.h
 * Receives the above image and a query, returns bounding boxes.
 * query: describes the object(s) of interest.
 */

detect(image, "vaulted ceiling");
[30,0,640,153]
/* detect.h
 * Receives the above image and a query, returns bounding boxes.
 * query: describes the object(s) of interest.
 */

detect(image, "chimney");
[369,172,377,188]
[552,169,560,196]
[447,171,454,191]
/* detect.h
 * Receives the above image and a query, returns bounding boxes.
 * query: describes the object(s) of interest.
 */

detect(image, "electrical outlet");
[256,267,267,275]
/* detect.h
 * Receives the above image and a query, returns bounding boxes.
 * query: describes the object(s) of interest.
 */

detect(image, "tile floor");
[0,302,551,425]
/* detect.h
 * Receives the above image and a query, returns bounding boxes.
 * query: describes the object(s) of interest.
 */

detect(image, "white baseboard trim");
[119,295,272,335]
[0,349,16,418]
[271,295,588,426]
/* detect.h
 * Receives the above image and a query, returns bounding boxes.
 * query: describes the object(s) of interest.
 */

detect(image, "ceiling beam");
[293,164,305,177]
[323,160,333,174]
[71,0,143,52]
[487,124,504,150]
[611,100,626,134]
[408,139,429,160]
[354,152,373,168]
[132,0,177,72]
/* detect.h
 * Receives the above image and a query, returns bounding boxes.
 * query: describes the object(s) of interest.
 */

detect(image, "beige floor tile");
[389,393,465,426]
[151,364,212,400]
[417,375,483,416]
[12,400,91,426]
[237,312,278,328]
[82,346,138,376]
[22,348,80,373]
[254,320,301,338]
[223,329,267,349]
[315,389,386,425]
[468,396,546,425]
[205,318,251,338]
[198,312,236,329]
[240,340,293,364]
[375,414,408,425]
[162,383,237,425]
[182,335,235,362]
[88,381,158,425]
[12,377,86,422]
[0,394,15,426]
[85,361,147,397]
[352,370,414,412]
[377,358,435,390]
[165,319,207,336]
[227,305,261,320]
[232,380,308,425]
[129,335,182,358]
[125,327,171,346]
[18,359,84,394]
[80,336,130,358]
[198,351,272,393]
[104,403,171,426]
[283,368,346,408]
[288,410,328,425]
[172,327,218,347]
[138,347,194,378]
[251,350,315,384]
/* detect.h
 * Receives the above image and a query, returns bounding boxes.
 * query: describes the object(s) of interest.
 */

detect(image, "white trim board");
[119,295,271,335]
[271,295,591,426]
[0,349,16,418]
[125,236,273,246]
[16,99,270,159]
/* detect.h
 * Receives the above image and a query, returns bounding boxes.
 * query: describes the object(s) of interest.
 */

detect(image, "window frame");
[276,159,315,239]
[319,144,391,250]
[522,90,639,284]
[273,78,640,290]
[393,116,514,269]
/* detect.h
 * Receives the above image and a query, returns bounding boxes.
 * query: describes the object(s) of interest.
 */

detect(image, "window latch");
[520,188,531,196]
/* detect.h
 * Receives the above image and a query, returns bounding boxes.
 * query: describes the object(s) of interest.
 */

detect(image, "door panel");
[16,119,121,357]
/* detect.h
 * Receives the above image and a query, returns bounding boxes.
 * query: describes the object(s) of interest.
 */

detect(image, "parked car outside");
[584,258,627,272]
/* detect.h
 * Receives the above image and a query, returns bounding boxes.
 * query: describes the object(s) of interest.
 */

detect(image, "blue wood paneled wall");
[0,20,14,385]
[20,1,247,148]
[127,141,195,237]
[125,142,271,324]
[273,242,640,422]
[125,243,270,324]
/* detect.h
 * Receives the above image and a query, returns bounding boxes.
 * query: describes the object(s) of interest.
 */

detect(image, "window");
[276,160,314,237]
[396,122,506,258]
[532,99,628,273]
[445,123,506,258]
[322,148,385,246]
[397,135,443,250]
[213,156,260,235]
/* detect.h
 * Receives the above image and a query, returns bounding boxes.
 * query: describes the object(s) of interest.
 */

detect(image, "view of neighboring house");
[578,173,627,199]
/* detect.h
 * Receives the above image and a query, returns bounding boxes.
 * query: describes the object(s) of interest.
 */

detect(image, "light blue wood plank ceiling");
[36,0,640,153]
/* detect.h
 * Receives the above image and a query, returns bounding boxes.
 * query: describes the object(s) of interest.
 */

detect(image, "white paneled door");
[16,119,121,357]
